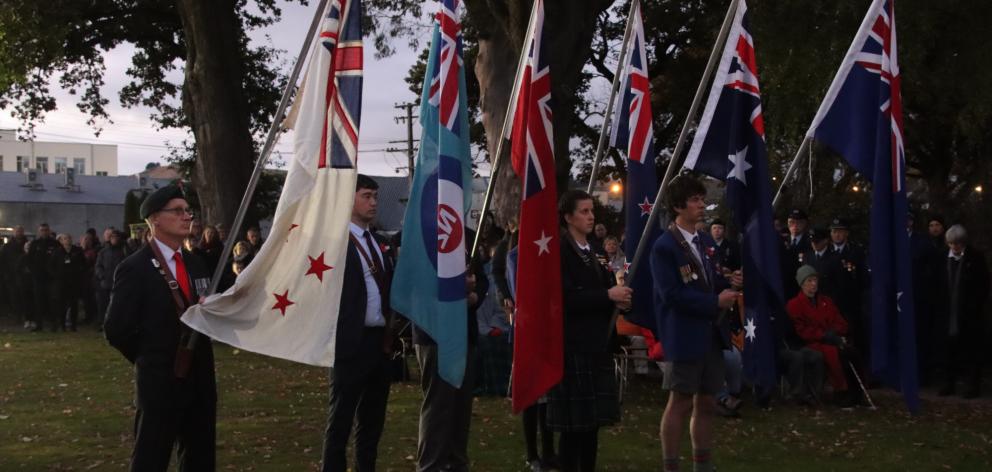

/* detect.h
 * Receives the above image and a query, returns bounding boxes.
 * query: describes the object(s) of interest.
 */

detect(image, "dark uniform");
[0,235,29,322]
[819,219,868,354]
[27,235,59,331]
[49,244,87,331]
[104,185,216,472]
[781,210,811,299]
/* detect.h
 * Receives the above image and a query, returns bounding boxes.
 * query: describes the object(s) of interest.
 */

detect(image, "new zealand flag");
[806,0,918,412]
[682,0,782,392]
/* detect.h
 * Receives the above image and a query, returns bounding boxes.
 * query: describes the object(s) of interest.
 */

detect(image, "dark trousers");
[57,287,80,330]
[31,276,52,330]
[131,369,217,472]
[942,334,983,393]
[321,328,392,472]
[779,346,825,400]
[415,343,477,472]
[96,287,112,327]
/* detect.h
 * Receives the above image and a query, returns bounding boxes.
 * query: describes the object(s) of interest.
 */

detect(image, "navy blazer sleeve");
[651,236,719,321]
[104,260,142,363]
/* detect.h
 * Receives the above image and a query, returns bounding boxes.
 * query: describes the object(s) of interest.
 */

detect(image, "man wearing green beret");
[105,184,217,471]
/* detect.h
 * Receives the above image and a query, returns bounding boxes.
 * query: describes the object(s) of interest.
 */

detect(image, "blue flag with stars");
[682,1,782,391]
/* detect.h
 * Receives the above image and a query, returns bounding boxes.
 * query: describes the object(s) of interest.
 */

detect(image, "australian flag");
[806,0,918,412]
[682,0,782,392]
[609,1,659,331]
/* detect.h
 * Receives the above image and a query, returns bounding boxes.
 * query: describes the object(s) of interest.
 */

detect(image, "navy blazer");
[335,232,394,360]
[650,229,727,362]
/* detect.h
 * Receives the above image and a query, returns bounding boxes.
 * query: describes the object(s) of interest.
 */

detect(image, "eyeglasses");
[159,207,195,217]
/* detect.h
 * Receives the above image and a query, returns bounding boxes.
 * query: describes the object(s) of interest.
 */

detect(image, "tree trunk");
[176,0,255,233]
[468,0,611,227]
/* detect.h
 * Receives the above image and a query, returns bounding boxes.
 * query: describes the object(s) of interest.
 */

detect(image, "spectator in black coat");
[49,233,86,331]
[28,223,60,331]
[935,225,990,399]
[95,231,129,328]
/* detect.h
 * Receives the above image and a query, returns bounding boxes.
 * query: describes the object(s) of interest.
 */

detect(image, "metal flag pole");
[184,0,329,352]
[585,0,640,194]
[469,0,539,259]
[771,135,812,209]
[624,0,740,287]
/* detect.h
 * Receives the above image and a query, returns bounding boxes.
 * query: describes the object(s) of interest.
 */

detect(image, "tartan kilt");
[546,352,620,432]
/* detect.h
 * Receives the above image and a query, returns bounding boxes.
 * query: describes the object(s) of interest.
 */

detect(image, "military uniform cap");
[140,184,186,219]
[788,209,808,220]
[829,218,849,230]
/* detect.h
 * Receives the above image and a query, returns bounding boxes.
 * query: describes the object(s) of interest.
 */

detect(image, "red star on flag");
[272,290,295,316]
[623,259,631,273]
[305,251,334,282]
[638,196,654,216]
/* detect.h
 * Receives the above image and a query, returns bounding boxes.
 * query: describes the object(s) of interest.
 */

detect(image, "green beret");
[140,184,186,219]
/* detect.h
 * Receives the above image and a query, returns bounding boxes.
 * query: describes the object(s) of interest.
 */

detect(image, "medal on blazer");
[679,264,698,283]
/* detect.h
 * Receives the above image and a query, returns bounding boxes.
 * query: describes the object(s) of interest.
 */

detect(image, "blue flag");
[807,0,918,412]
[609,2,659,331]
[682,0,782,391]
[390,18,473,387]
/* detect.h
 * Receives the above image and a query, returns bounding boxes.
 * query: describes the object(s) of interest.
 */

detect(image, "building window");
[17,156,27,172]
[96,171,108,176]
[36,157,48,173]
[54,157,67,174]
[73,158,86,175]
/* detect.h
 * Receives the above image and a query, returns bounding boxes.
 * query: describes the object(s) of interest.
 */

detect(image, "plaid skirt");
[546,352,620,432]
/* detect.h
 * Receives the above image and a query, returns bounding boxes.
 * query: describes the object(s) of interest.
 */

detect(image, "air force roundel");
[419,154,467,301]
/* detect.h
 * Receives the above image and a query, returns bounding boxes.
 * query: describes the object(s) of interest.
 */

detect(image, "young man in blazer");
[651,175,740,472]
[104,184,216,471]
[321,174,396,472]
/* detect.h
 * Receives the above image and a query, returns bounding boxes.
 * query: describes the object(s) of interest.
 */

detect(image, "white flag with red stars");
[181,0,363,367]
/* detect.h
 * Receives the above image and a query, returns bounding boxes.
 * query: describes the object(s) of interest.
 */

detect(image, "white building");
[0,129,118,176]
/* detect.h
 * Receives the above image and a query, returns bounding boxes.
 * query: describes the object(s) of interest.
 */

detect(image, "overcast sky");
[0,1,434,177]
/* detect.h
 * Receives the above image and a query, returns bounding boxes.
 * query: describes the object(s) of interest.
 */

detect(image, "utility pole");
[390,102,418,183]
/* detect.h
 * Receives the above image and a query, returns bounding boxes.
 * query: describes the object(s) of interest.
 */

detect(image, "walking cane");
[847,361,877,410]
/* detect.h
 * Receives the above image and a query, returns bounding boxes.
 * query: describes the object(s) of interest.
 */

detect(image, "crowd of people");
[1,172,988,472]
[0,220,265,334]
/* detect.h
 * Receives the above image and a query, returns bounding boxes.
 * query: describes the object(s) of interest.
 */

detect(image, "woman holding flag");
[547,189,632,471]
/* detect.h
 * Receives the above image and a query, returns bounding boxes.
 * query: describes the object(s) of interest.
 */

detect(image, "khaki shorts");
[661,347,725,395]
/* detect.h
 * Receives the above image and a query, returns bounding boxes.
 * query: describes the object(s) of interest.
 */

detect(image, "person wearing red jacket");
[786,265,862,407]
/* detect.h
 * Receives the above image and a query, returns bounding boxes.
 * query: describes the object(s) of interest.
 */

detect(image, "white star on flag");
[896,291,903,313]
[744,317,757,342]
[534,230,552,256]
[728,146,751,185]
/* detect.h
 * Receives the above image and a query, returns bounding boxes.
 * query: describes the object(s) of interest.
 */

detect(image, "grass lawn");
[1,324,990,471]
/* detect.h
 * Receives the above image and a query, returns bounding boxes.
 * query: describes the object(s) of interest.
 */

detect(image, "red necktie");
[173,252,192,302]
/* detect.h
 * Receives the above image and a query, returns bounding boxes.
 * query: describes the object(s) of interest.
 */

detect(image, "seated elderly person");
[786,265,865,407]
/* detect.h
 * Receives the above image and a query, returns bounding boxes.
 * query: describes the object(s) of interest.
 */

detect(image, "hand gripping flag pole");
[585,0,640,194]
[180,0,330,360]
[469,0,539,260]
